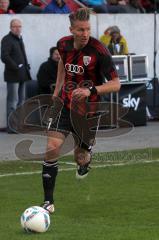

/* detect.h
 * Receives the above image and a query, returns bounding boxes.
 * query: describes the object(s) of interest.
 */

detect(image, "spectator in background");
[140,0,154,12]
[43,0,70,13]
[9,0,42,13]
[0,0,14,13]
[99,26,112,46]
[118,0,145,13]
[100,26,129,55]
[37,47,60,95]
[1,19,32,133]
[79,0,108,13]
[106,0,127,12]
[150,0,159,12]
[106,0,145,13]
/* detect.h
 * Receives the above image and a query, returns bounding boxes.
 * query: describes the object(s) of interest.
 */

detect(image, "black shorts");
[48,105,100,152]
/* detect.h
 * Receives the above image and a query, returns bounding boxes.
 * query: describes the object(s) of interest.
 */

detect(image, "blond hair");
[69,8,91,26]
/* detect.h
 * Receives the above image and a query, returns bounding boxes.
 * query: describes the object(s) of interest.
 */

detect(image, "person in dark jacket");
[1,19,32,133]
[37,47,60,95]
[9,0,42,13]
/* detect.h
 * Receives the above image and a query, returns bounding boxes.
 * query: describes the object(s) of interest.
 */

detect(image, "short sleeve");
[57,39,65,60]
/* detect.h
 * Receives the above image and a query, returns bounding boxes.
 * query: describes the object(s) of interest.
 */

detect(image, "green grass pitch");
[0,148,159,240]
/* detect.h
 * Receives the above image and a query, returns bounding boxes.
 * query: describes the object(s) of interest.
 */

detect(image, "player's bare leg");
[42,131,65,214]
[74,147,92,179]
[45,131,65,161]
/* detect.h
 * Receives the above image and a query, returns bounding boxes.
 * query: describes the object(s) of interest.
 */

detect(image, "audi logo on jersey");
[65,63,84,75]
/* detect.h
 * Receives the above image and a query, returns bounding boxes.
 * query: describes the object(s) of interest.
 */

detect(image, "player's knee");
[48,141,60,149]
[48,137,63,150]
[46,140,62,160]
[75,150,91,166]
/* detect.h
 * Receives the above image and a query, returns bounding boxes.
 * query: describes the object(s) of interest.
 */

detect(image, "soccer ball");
[20,206,50,233]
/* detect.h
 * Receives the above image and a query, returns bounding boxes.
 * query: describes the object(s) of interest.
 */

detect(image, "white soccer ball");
[20,206,50,233]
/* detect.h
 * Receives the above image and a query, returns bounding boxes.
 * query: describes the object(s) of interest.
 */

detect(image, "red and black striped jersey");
[57,35,118,113]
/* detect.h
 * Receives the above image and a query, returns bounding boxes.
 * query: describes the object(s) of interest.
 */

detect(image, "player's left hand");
[72,88,90,101]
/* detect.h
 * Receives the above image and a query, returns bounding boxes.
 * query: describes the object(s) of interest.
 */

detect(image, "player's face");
[70,20,91,49]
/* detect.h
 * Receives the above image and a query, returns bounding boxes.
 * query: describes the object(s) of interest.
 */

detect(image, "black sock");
[42,160,58,204]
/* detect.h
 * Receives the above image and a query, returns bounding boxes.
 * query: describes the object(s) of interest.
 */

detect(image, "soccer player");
[41,8,120,214]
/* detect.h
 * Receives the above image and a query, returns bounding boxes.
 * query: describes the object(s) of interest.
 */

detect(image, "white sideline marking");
[0,171,41,177]
[0,159,159,178]
[0,168,76,178]
[60,161,76,166]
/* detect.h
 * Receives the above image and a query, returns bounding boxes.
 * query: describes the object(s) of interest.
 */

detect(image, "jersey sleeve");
[57,39,65,60]
[99,53,118,81]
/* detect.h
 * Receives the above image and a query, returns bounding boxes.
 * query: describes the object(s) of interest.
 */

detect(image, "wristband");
[88,86,97,95]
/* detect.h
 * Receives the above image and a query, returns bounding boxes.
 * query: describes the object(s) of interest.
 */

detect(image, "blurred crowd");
[0,0,159,14]
[79,0,159,13]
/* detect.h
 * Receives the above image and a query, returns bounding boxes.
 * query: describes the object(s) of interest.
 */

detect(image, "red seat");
[38,0,52,8]
[65,0,81,11]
